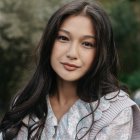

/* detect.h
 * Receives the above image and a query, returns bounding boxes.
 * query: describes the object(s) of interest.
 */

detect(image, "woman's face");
[51,15,96,82]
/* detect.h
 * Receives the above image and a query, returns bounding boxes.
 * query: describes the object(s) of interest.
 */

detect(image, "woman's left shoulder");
[91,90,139,122]
[89,90,140,139]
[100,90,137,110]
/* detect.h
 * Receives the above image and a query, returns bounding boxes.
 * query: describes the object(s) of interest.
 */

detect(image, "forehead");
[59,15,95,35]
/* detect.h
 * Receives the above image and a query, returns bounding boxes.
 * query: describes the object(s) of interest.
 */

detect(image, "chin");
[58,76,81,82]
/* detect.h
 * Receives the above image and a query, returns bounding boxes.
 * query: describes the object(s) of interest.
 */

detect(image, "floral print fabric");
[0,90,134,140]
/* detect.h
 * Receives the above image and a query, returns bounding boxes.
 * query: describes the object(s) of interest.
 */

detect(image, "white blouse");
[40,95,133,140]
[0,90,134,140]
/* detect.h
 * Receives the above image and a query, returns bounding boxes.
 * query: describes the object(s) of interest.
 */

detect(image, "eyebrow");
[59,29,96,39]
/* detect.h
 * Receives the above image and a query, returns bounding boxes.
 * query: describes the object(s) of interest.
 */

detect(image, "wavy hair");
[0,0,121,139]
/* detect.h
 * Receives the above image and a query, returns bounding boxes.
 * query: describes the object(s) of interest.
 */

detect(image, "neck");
[52,78,79,104]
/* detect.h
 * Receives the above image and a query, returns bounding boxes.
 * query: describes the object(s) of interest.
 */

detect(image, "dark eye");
[56,35,69,42]
[82,42,94,48]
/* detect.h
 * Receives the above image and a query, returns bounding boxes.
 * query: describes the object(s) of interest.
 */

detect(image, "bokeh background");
[0,0,140,119]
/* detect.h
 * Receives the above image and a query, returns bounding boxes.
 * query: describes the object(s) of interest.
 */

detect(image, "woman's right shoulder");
[16,115,39,140]
[15,115,30,140]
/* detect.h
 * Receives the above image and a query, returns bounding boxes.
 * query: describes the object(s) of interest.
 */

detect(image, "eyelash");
[56,35,69,42]
[56,35,95,48]
[82,42,94,48]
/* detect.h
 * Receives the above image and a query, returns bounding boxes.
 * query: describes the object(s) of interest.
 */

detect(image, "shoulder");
[90,90,140,139]
[16,115,39,140]
[89,90,134,137]
[90,90,136,122]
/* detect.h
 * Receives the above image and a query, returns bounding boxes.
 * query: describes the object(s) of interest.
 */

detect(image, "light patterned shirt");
[0,90,137,140]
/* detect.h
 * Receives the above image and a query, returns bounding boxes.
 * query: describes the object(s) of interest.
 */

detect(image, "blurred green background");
[0,0,140,119]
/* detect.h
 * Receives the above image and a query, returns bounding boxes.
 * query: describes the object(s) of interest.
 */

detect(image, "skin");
[50,15,96,122]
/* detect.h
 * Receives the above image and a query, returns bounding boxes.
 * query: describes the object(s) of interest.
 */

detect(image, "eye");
[82,42,95,48]
[56,35,69,42]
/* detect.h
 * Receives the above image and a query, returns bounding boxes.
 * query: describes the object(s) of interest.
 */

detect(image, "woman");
[0,0,140,139]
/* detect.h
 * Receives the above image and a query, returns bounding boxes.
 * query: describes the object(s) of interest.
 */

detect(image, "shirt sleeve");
[95,107,133,140]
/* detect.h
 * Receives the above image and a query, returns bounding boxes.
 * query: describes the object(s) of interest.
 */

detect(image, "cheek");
[50,44,58,66]
[51,43,59,56]
[51,44,61,61]
[50,43,68,67]
[81,50,96,68]
[51,42,68,57]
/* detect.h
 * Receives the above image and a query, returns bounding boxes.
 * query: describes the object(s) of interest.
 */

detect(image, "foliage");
[108,0,140,91]
[121,71,140,91]
[0,0,31,111]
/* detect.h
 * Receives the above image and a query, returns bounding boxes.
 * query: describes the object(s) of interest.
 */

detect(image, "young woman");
[0,0,140,139]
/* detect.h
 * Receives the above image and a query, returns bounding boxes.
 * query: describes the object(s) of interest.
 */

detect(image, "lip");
[61,62,80,68]
[61,62,80,71]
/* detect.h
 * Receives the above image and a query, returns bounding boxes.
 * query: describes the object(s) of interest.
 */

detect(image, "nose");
[66,42,78,60]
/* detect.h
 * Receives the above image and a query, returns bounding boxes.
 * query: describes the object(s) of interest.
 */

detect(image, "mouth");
[61,62,80,71]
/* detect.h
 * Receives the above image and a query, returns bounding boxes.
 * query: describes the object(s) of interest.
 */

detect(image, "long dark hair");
[0,0,121,139]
